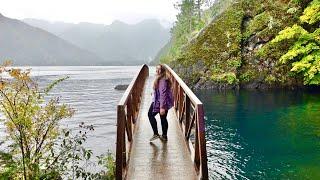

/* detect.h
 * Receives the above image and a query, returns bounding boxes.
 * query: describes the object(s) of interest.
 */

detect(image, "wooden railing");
[164,64,208,179]
[116,64,208,179]
[116,64,149,180]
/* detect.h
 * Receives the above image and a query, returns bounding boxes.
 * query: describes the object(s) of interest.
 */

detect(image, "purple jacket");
[152,78,174,112]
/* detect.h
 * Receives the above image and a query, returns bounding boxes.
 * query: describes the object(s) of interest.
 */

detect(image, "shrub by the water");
[271,0,320,85]
[0,61,115,179]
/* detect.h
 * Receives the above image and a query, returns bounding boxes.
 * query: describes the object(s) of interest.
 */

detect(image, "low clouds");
[0,0,179,24]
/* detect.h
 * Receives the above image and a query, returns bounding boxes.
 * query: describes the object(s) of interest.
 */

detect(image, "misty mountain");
[0,14,105,65]
[23,18,75,35]
[23,18,171,65]
[24,19,106,49]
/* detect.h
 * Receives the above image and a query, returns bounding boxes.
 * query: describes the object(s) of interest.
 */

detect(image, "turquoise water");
[196,89,320,179]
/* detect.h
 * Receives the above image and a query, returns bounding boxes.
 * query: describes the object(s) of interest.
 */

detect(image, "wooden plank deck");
[126,76,197,180]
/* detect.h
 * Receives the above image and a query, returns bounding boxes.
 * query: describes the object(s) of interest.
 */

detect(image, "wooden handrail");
[116,64,208,179]
[164,64,208,179]
[116,64,149,180]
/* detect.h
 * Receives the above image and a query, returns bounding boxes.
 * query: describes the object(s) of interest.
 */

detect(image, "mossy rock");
[165,0,309,89]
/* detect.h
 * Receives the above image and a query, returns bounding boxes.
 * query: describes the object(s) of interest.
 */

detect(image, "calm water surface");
[0,66,144,157]
[1,66,319,179]
[196,89,320,179]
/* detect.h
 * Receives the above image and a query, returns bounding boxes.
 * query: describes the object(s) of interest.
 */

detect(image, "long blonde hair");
[153,64,172,90]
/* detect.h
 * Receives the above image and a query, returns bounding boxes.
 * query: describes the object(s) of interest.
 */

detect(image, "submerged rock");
[114,84,129,91]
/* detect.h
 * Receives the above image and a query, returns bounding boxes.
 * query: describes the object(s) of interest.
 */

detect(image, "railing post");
[197,104,208,179]
[126,97,133,142]
[116,105,125,180]
[178,86,183,120]
[194,110,200,169]
[163,64,208,179]
[137,77,141,106]
[186,111,195,140]
[116,64,149,179]
[133,89,138,121]
[174,81,179,110]
[185,96,190,137]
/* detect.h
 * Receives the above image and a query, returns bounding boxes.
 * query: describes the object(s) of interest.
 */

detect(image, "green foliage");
[164,0,296,87]
[244,12,271,38]
[159,0,316,88]
[0,151,18,179]
[287,7,299,14]
[160,0,199,63]
[300,0,320,24]
[201,0,234,25]
[159,0,234,65]
[239,70,256,82]
[0,62,114,179]
[271,0,320,85]
[211,72,239,84]
[179,2,244,78]
[265,74,277,83]
[97,151,116,180]
[272,24,308,45]
[44,76,69,95]
[227,58,242,68]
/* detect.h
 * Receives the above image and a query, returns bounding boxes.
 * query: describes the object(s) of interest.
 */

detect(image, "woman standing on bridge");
[148,64,173,142]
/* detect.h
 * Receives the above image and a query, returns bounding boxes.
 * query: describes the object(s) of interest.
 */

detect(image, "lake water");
[196,89,320,179]
[1,66,319,179]
[0,66,144,157]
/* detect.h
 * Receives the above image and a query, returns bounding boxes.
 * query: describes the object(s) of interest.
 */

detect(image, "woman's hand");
[160,108,166,115]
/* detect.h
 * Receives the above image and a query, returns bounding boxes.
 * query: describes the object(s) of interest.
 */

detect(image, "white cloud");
[0,0,179,24]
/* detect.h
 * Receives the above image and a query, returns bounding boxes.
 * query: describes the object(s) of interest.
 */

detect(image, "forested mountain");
[0,14,104,65]
[24,19,170,65]
[157,0,319,89]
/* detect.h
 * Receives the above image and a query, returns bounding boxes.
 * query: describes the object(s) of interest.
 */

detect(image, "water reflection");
[196,89,320,179]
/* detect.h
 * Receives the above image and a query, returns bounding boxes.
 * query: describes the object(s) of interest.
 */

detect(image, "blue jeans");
[148,102,168,136]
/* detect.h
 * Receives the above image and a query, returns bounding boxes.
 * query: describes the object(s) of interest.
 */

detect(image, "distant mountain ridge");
[0,14,105,66]
[23,18,171,65]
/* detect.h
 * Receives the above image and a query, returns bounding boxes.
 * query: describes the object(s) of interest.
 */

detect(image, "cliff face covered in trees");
[157,0,319,89]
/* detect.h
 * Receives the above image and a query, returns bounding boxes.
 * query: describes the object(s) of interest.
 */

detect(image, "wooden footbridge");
[116,64,208,180]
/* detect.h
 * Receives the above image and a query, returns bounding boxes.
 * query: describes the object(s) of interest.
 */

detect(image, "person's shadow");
[149,141,168,167]
[150,142,159,161]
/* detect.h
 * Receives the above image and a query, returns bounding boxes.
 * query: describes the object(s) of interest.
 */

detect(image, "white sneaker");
[149,134,160,141]
[160,135,168,142]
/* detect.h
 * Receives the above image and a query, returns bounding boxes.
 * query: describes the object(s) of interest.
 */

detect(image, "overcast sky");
[0,0,179,26]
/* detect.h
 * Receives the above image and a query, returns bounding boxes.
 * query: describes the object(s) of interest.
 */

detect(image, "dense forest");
[155,0,319,89]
